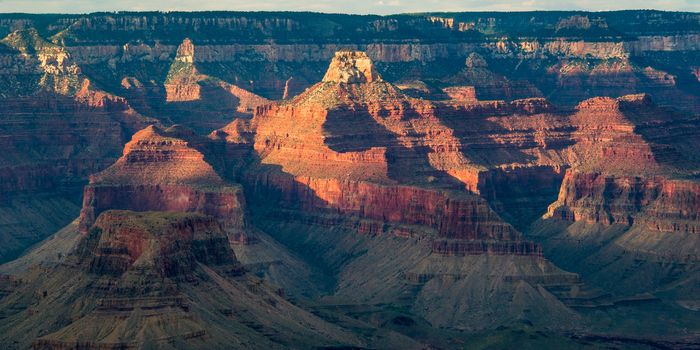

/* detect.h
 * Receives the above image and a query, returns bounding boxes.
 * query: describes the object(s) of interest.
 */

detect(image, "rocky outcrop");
[159,38,269,132]
[0,11,699,344]
[322,51,381,83]
[547,170,700,234]
[82,210,236,277]
[0,210,362,349]
[164,38,200,102]
[244,51,544,260]
[543,94,700,231]
[79,125,246,232]
[0,28,155,194]
[0,29,160,261]
[446,53,543,101]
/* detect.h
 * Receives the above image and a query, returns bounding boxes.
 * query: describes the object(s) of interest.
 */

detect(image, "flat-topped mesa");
[322,51,382,84]
[79,125,246,233]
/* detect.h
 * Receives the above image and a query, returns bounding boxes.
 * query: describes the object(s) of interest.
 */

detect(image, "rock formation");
[79,125,246,233]
[322,50,382,83]
[0,28,156,262]
[161,38,269,132]
[82,210,236,276]
[164,38,201,102]
[446,53,544,101]
[228,50,587,329]
[0,210,362,349]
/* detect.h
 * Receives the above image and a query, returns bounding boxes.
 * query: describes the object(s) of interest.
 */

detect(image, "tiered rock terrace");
[79,125,246,233]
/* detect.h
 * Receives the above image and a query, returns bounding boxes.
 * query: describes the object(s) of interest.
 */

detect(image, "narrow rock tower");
[322,51,382,84]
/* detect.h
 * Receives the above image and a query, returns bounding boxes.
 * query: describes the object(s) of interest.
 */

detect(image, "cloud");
[0,0,699,14]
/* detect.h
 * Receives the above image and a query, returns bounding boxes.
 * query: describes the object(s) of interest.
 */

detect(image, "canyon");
[0,10,699,349]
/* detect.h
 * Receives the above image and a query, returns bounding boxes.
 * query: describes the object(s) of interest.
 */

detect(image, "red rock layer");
[0,92,153,195]
[542,94,700,234]
[566,95,662,173]
[79,125,246,232]
[252,103,390,184]
[547,169,700,234]
[247,172,519,242]
[79,184,245,234]
[165,82,201,102]
[241,51,550,256]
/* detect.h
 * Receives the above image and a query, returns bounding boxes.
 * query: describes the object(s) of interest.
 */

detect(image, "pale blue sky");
[1,0,699,14]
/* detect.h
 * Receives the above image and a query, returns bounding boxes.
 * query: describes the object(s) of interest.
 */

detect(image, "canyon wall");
[547,170,700,234]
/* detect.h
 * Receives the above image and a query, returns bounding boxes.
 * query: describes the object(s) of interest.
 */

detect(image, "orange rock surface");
[79,125,246,233]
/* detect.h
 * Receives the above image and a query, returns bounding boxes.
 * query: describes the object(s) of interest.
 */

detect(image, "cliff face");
[0,30,157,262]
[4,12,699,108]
[83,210,236,277]
[547,169,700,234]
[545,94,700,230]
[247,173,519,242]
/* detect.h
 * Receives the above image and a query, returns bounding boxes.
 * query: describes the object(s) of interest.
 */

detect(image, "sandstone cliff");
[79,125,247,232]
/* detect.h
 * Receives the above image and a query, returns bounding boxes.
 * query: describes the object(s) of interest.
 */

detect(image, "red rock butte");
[79,125,246,233]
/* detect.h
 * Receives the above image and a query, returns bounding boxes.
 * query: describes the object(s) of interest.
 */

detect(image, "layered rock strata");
[79,125,246,233]
[0,210,361,349]
[228,51,585,329]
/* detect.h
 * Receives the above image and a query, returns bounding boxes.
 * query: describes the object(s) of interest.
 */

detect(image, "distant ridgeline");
[2,11,700,44]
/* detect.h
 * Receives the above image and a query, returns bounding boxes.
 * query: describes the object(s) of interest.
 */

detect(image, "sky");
[1,0,699,14]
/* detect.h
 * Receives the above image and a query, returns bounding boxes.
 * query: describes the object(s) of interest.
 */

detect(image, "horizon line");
[1,9,698,16]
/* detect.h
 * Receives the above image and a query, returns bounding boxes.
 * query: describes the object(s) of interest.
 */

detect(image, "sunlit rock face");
[79,125,246,233]
[322,51,382,84]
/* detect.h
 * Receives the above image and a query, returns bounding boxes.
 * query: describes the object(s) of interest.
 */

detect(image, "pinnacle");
[322,50,382,84]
